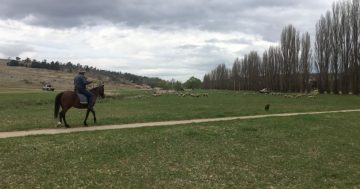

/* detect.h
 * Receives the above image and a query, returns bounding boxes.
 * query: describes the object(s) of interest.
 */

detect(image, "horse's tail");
[54,92,63,119]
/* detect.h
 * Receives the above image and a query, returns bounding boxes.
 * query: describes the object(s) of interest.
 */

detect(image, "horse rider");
[74,70,94,109]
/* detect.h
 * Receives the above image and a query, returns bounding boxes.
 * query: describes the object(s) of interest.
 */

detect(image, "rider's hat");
[78,69,86,74]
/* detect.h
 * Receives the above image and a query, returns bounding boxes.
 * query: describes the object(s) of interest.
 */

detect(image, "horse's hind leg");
[58,111,63,124]
[61,111,70,128]
[83,109,90,127]
[56,112,63,127]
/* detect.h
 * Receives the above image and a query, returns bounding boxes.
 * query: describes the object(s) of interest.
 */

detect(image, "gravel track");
[1,109,359,139]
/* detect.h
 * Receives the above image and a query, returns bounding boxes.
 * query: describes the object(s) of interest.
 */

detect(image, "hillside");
[0,59,145,91]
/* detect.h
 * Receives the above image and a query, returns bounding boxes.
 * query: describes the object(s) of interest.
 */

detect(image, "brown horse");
[54,85,105,128]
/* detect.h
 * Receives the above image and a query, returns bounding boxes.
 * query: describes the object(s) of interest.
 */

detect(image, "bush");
[184,76,202,89]
[7,60,19,66]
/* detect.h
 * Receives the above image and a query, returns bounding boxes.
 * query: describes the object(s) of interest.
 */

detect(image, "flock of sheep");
[152,91,209,98]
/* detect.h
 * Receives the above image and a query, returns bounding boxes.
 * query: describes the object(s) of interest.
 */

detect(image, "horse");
[54,85,105,128]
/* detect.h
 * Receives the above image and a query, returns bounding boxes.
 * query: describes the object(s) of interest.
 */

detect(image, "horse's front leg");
[83,109,90,127]
[90,109,97,124]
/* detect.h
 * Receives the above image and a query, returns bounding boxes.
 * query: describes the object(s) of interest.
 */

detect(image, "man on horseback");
[74,70,94,109]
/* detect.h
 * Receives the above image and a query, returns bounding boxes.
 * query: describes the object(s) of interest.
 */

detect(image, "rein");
[89,86,104,97]
[90,87,100,96]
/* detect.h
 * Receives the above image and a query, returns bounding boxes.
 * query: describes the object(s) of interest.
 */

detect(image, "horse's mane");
[90,85,104,92]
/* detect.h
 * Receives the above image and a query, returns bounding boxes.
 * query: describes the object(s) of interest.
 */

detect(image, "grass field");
[1,89,359,188]
[0,113,359,188]
[1,89,360,132]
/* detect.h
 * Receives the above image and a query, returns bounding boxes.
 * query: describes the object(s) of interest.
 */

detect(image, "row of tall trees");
[315,0,360,94]
[203,25,311,93]
[204,0,360,94]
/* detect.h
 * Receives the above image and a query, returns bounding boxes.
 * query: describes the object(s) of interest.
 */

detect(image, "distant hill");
[0,58,169,90]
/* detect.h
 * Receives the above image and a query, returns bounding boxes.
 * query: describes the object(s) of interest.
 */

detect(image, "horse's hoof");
[83,123,88,127]
[65,125,70,128]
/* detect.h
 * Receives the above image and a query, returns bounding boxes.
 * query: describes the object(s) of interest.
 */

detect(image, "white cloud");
[0,19,275,81]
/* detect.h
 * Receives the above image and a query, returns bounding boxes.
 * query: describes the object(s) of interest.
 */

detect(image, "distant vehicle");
[42,84,55,91]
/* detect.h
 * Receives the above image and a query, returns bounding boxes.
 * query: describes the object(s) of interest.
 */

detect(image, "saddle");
[76,92,88,104]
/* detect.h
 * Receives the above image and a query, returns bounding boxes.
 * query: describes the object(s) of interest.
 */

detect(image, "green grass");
[0,113,359,188]
[1,89,360,131]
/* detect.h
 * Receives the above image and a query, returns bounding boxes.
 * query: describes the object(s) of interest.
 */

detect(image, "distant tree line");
[7,58,61,70]
[204,0,360,94]
[6,57,174,88]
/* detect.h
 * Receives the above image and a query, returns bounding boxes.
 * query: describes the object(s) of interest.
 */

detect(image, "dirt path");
[1,109,359,139]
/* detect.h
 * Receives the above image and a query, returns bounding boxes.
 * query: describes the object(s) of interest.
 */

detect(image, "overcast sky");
[0,0,333,81]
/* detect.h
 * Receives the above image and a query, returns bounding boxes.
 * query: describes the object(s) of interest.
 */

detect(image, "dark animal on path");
[54,84,105,128]
[265,104,270,111]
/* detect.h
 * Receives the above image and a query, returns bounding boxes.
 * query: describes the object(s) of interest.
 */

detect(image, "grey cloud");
[176,44,199,50]
[170,44,232,70]
[0,0,116,27]
[0,0,332,41]
[205,38,252,44]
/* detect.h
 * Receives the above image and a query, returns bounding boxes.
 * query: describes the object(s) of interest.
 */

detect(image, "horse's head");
[91,82,105,98]
[98,84,105,99]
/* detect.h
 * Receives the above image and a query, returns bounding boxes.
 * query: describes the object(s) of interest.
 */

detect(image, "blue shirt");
[74,74,88,90]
